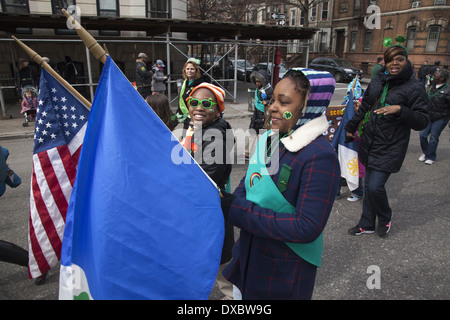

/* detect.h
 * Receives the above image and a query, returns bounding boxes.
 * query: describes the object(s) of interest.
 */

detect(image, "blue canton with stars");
[34,69,90,154]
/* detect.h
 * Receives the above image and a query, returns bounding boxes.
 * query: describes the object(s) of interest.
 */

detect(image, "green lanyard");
[380,81,390,108]
[428,83,448,98]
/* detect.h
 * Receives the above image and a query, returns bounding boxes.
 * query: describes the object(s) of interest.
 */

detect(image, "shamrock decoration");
[383,35,406,48]
[395,35,406,44]
[282,111,293,120]
[383,37,393,48]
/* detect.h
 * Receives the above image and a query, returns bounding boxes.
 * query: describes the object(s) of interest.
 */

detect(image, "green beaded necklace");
[427,83,448,98]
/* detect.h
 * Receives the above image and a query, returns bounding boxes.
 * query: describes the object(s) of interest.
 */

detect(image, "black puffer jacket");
[345,61,429,173]
[191,117,235,263]
[427,83,450,122]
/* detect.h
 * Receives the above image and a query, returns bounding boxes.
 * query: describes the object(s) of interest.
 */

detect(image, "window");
[252,9,257,23]
[299,10,305,25]
[52,0,75,14]
[266,6,270,21]
[406,27,416,52]
[310,5,317,22]
[350,31,357,52]
[363,30,372,52]
[1,0,31,33]
[53,0,77,35]
[319,31,328,52]
[147,0,170,18]
[97,0,120,36]
[321,1,329,21]
[434,0,446,5]
[98,0,119,17]
[290,9,296,26]
[426,25,441,52]
[354,0,361,13]
[1,0,29,13]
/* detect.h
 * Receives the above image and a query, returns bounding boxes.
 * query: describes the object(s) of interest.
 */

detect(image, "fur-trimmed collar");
[278,114,329,152]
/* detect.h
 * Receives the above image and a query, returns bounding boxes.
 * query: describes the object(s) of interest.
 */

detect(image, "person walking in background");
[135,52,153,99]
[371,57,384,80]
[419,68,450,165]
[175,58,210,129]
[152,59,168,95]
[63,56,77,84]
[345,45,428,237]
[244,70,273,159]
[145,94,178,131]
[417,60,430,87]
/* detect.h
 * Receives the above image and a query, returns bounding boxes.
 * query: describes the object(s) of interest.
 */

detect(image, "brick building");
[330,0,450,74]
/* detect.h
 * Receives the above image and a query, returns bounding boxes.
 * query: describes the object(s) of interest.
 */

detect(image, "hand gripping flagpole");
[11,35,92,109]
[61,9,107,65]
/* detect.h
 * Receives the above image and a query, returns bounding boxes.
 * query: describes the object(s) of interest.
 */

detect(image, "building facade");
[246,0,449,74]
[331,0,450,74]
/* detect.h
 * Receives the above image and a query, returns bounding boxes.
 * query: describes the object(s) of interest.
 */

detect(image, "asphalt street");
[0,80,449,300]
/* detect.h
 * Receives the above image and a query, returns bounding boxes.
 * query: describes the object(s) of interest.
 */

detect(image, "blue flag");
[59,56,224,300]
[331,91,360,191]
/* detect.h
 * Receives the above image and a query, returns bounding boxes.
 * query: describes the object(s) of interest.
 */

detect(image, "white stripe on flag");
[338,144,359,191]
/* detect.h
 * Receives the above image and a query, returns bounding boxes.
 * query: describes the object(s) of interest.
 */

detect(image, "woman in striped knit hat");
[221,68,341,300]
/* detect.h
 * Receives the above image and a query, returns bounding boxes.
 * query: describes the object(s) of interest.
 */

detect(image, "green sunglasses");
[188,97,217,109]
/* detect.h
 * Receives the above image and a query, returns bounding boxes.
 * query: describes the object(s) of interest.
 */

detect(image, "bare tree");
[187,0,262,23]
[264,0,326,27]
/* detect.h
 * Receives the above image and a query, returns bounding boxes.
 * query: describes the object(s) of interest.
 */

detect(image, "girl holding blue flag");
[221,68,340,300]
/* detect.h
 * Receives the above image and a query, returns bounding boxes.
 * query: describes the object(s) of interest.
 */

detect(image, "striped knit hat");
[188,83,226,113]
[286,68,335,127]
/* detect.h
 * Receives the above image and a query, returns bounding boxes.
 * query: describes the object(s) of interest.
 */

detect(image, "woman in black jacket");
[345,45,429,237]
[419,68,450,164]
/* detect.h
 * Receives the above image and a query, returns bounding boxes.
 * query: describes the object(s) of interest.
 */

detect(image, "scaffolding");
[1,36,310,117]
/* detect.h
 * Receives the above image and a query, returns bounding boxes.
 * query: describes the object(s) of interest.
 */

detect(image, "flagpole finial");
[12,35,92,108]
[62,9,107,64]
[11,35,45,65]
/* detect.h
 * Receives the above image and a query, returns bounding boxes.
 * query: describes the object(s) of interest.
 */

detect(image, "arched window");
[406,26,416,52]
[426,25,441,52]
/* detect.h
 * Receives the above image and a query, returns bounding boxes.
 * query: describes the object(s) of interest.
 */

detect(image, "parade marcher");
[63,56,77,84]
[1,146,21,197]
[221,68,340,300]
[145,93,178,131]
[135,52,153,99]
[1,145,47,285]
[151,59,168,95]
[371,57,384,80]
[181,83,235,300]
[417,60,430,86]
[15,58,35,98]
[345,45,429,237]
[244,70,273,159]
[175,58,210,129]
[419,68,450,165]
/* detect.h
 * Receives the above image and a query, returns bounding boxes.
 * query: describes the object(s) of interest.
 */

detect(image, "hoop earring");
[302,90,310,116]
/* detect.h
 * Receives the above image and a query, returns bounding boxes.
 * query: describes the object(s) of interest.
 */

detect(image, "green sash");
[177,80,190,123]
[244,131,323,267]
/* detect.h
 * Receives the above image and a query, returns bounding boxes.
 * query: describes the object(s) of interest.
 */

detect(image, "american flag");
[28,69,89,279]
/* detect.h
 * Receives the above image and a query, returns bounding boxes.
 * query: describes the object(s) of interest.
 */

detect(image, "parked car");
[308,57,363,82]
[229,59,254,81]
[254,62,287,81]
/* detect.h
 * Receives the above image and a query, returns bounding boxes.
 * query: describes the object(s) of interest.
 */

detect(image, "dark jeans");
[0,240,28,267]
[336,177,363,197]
[137,86,151,99]
[359,168,392,229]
[419,117,450,161]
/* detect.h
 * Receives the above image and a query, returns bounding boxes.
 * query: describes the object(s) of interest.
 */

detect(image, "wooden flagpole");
[11,35,92,109]
[62,9,108,64]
